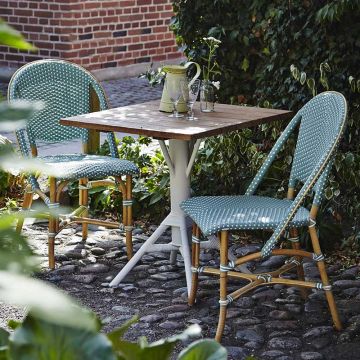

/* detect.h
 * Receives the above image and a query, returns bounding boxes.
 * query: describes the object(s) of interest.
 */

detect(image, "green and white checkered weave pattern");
[180,195,310,236]
[38,153,138,180]
[8,60,139,185]
[181,92,347,257]
[8,60,109,145]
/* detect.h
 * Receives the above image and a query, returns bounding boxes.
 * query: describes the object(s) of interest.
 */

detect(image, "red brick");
[2,0,181,70]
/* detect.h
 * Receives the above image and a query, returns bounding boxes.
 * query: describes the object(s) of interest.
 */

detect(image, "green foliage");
[139,64,166,87]
[0,313,226,360]
[177,339,227,360]
[8,315,114,360]
[0,19,36,51]
[171,0,360,239]
[94,136,169,221]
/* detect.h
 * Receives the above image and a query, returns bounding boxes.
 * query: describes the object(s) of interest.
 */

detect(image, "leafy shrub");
[91,135,169,222]
[171,0,360,239]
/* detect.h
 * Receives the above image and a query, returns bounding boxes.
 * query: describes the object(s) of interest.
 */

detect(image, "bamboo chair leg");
[309,224,342,330]
[290,228,308,299]
[215,230,229,342]
[124,175,133,259]
[16,185,33,233]
[189,224,200,306]
[48,177,57,270]
[79,178,89,241]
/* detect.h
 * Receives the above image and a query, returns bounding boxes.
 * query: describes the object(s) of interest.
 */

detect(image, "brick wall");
[0,0,182,78]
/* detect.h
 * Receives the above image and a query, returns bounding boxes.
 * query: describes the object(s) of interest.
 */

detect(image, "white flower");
[212,81,220,90]
[203,36,221,44]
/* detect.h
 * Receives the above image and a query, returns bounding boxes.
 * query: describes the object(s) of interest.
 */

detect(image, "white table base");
[109,139,202,295]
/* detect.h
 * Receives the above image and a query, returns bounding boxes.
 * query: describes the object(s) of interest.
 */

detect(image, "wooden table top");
[60,100,293,141]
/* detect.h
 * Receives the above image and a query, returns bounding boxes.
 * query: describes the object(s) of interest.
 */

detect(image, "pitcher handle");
[184,62,201,86]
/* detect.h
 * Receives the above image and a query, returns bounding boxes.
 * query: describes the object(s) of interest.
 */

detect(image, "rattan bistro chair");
[181,92,347,341]
[8,60,138,269]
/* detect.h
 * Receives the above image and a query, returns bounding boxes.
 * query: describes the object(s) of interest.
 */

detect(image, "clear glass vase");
[200,80,215,112]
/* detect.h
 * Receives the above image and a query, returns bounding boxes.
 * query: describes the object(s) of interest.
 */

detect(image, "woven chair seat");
[38,153,139,180]
[181,195,310,236]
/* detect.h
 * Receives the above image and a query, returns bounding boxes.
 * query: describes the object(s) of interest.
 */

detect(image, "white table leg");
[109,221,170,287]
[110,139,197,296]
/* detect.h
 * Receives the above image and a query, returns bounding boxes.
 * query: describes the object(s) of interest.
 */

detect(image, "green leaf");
[306,78,315,90]
[149,191,164,205]
[0,328,9,347]
[241,57,249,72]
[0,100,43,131]
[112,324,201,360]
[177,339,227,360]
[262,47,270,56]
[344,152,354,166]
[0,271,99,331]
[107,316,138,349]
[324,187,333,200]
[300,72,307,85]
[0,227,36,273]
[348,76,356,92]
[8,314,116,360]
[290,65,300,80]
[8,320,21,331]
[0,20,36,50]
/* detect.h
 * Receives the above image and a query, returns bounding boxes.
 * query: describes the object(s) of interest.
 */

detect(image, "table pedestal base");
[109,212,192,293]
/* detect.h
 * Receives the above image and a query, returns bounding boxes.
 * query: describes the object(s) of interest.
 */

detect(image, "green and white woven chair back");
[260,91,347,257]
[8,60,108,147]
[289,92,347,205]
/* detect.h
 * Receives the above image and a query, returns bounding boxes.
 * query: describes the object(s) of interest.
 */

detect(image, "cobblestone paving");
[7,223,360,360]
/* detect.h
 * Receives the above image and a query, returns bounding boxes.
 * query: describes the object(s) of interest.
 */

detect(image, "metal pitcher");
[159,62,201,113]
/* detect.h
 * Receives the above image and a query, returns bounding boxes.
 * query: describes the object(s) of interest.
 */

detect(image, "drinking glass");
[180,79,201,120]
[165,78,184,118]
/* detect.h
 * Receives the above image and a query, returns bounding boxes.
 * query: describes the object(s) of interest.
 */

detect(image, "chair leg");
[215,230,229,342]
[189,224,200,306]
[124,175,133,259]
[309,224,342,330]
[290,228,308,299]
[48,177,57,270]
[79,178,88,241]
[16,184,33,233]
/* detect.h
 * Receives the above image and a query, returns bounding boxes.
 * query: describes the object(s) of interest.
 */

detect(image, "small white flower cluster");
[202,37,222,44]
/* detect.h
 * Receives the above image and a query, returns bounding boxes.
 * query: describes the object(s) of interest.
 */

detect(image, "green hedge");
[171,0,360,234]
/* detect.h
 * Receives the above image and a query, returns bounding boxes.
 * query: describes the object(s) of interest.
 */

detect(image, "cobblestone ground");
[2,79,360,358]
[5,223,360,360]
